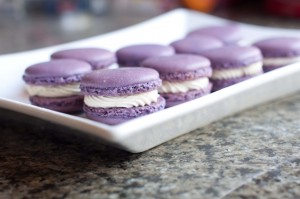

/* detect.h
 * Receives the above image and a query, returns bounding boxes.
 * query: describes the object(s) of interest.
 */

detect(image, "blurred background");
[0,0,300,55]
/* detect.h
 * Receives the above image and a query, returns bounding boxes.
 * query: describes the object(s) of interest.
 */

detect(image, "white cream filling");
[25,83,80,97]
[159,77,209,93]
[263,56,300,66]
[212,62,263,80]
[84,90,159,108]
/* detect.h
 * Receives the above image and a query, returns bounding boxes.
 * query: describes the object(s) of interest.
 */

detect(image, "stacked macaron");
[23,59,92,113]
[116,44,175,67]
[200,46,263,91]
[80,67,165,124]
[253,37,300,72]
[51,48,116,70]
[142,54,212,107]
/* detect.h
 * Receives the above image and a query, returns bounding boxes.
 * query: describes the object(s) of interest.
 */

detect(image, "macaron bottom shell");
[161,83,212,108]
[83,96,166,125]
[30,95,84,113]
[263,65,283,72]
[211,74,261,92]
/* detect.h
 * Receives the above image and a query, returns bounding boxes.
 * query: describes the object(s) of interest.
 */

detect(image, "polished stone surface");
[0,92,299,198]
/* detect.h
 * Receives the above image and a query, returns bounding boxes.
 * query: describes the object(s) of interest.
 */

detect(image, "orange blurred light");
[181,0,218,12]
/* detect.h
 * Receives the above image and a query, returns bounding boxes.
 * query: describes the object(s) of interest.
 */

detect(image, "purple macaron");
[80,67,166,125]
[116,44,175,67]
[51,48,116,70]
[142,54,212,107]
[253,37,300,72]
[23,59,92,113]
[200,46,263,91]
[187,25,243,45]
[170,35,224,54]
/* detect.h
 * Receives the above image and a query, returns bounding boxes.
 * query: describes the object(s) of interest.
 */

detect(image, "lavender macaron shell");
[84,96,166,125]
[23,59,92,85]
[80,67,161,96]
[141,54,212,81]
[200,46,262,69]
[263,65,282,72]
[170,36,223,54]
[51,48,116,69]
[30,95,84,113]
[211,75,261,91]
[116,44,175,66]
[187,25,243,44]
[161,83,212,107]
[253,37,300,57]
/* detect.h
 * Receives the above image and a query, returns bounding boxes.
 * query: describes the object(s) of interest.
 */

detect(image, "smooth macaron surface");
[253,37,300,57]
[23,59,92,85]
[116,44,175,66]
[142,54,212,81]
[80,67,161,96]
[51,48,116,69]
[171,36,223,54]
[187,25,243,44]
[200,46,263,69]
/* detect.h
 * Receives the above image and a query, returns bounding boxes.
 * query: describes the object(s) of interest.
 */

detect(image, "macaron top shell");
[200,46,262,69]
[142,54,212,81]
[253,37,300,57]
[51,48,116,69]
[80,67,161,96]
[187,25,243,44]
[23,59,92,85]
[170,36,223,54]
[116,44,175,66]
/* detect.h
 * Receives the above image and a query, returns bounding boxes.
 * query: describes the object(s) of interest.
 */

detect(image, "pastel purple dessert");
[253,37,300,72]
[200,46,263,91]
[23,59,92,112]
[170,35,223,54]
[116,44,175,67]
[187,25,243,45]
[80,67,165,125]
[142,54,212,107]
[51,48,116,70]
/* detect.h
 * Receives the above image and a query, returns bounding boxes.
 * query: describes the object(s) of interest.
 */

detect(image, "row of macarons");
[48,24,300,73]
[23,25,300,125]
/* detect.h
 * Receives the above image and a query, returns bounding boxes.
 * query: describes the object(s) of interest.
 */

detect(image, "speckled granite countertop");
[1,92,299,199]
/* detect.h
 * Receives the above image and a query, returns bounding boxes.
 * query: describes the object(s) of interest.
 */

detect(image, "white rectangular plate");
[1,9,300,153]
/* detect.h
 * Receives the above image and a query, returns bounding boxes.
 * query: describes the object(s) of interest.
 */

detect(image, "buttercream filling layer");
[212,62,263,80]
[84,90,159,108]
[263,56,300,66]
[25,83,80,97]
[159,77,209,93]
